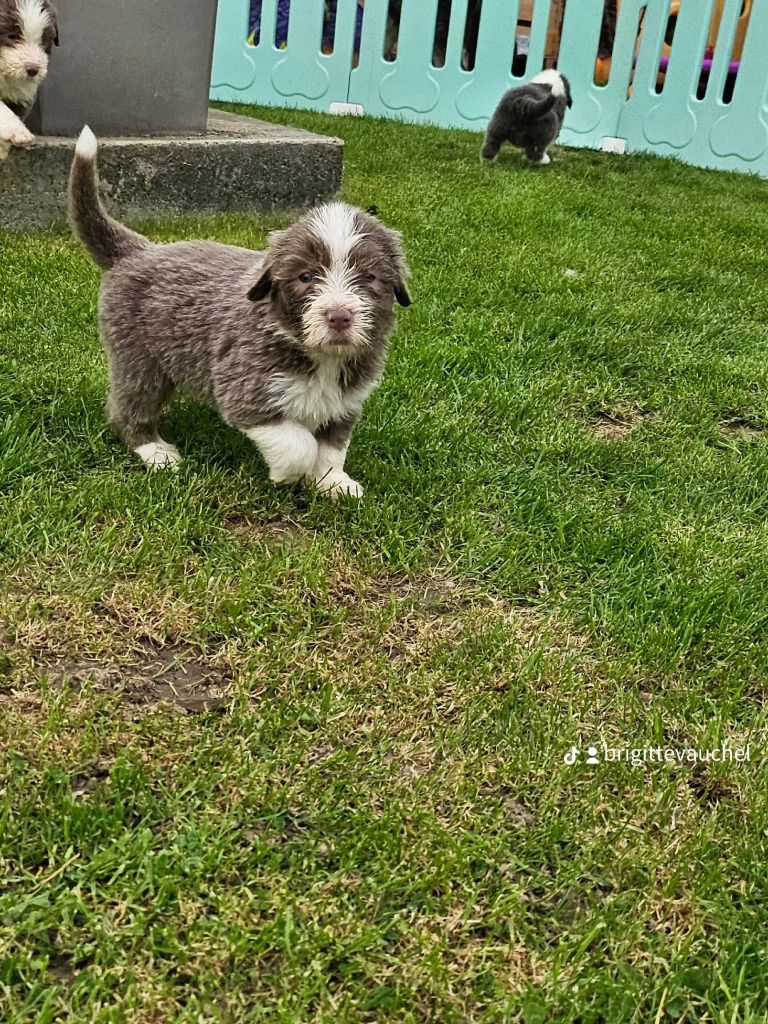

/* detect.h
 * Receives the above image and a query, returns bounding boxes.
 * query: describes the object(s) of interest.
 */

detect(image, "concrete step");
[1,110,343,232]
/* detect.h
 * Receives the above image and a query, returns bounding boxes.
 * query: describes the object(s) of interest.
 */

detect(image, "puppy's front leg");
[244,420,318,485]
[0,101,34,159]
[312,417,363,500]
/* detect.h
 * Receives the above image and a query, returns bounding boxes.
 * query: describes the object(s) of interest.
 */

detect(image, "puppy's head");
[0,0,58,86]
[531,68,573,109]
[248,202,411,357]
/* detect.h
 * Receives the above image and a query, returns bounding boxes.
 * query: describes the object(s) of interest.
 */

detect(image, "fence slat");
[709,1,768,166]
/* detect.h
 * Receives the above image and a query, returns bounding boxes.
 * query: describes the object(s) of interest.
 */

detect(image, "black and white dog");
[69,128,411,500]
[481,69,572,166]
[0,0,58,156]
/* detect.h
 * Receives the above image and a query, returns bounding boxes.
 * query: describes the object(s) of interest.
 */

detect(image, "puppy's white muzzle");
[303,289,371,352]
[0,43,48,83]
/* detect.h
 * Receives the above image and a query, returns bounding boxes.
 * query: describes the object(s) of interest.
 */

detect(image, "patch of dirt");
[70,757,112,797]
[45,641,232,713]
[222,515,310,548]
[717,417,766,441]
[47,954,80,986]
[589,408,650,440]
[503,797,537,828]
[686,769,738,809]
[4,560,589,724]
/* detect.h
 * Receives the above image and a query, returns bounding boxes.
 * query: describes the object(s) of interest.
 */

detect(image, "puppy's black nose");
[25,65,40,77]
[326,308,353,333]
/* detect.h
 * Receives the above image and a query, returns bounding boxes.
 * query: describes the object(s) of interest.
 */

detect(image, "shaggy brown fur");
[68,127,411,498]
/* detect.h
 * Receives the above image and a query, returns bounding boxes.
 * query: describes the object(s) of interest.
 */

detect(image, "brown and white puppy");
[0,0,58,156]
[68,127,411,500]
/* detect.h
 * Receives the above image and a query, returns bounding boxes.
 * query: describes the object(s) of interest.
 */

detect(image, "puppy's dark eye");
[7,30,21,42]
[365,273,376,282]
[298,272,315,284]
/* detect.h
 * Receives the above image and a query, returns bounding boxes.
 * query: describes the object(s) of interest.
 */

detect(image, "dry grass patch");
[1,583,204,666]
[588,408,651,441]
[0,556,594,744]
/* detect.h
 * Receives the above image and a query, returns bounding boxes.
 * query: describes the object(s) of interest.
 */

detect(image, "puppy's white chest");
[272,362,374,432]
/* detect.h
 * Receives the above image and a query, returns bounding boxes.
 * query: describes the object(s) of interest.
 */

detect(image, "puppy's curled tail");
[515,90,559,119]
[68,126,148,270]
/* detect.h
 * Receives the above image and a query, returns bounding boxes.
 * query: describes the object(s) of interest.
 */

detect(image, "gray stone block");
[1,111,344,232]
[30,0,219,137]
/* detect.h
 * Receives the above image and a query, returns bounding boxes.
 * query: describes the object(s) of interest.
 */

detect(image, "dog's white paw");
[533,153,551,166]
[0,123,35,147]
[315,471,364,500]
[134,440,182,470]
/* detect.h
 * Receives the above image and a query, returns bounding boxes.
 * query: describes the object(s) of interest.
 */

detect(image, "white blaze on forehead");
[301,202,377,349]
[18,0,53,44]
[309,202,365,281]
[531,68,565,96]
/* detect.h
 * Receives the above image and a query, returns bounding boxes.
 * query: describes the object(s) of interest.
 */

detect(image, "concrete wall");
[32,0,218,136]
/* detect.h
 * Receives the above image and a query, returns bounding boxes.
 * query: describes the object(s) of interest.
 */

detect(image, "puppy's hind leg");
[526,146,551,166]
[480,130,504,163]
[106,357,180,468]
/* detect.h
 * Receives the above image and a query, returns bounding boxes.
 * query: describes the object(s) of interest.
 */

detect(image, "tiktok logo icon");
[563,745,601,765]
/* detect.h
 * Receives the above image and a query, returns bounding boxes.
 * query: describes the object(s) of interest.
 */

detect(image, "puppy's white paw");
[315,471,364,500]
[0,123,35,147]
[533,152,551,166]
[134,440,182,470]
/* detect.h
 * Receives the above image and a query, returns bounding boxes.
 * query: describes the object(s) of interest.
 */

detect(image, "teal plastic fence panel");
[616,0,768,175]
[211,0,359,111]
[211,0,768,177]
[556,0,658,150]
[349,0,544,128]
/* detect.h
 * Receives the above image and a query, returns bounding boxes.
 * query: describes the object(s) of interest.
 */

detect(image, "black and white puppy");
[0,0,58,156]
[68,128,412,500]
[481,69,572,166]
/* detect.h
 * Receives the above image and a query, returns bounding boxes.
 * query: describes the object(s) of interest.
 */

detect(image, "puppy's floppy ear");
[387,227,413,307]
[562,74,573,108]
[395,279,412,307]
[247,263,272,302]
[248,228,289,301]
[49,4,60,45]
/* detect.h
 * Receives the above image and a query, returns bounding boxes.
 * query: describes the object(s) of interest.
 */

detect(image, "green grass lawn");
[2,105,768,1023]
